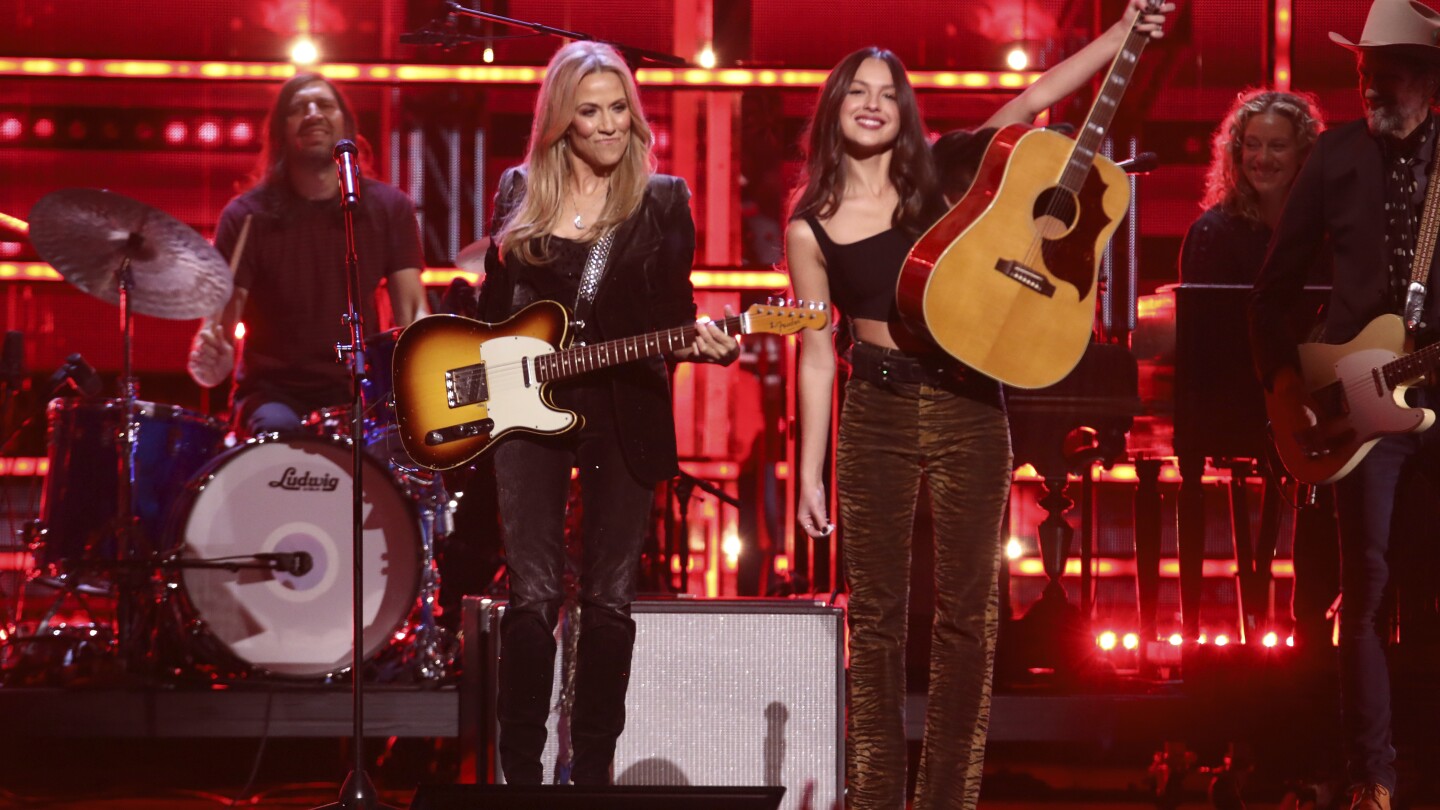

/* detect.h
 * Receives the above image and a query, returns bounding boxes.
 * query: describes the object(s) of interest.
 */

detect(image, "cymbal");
[28,188,232,321]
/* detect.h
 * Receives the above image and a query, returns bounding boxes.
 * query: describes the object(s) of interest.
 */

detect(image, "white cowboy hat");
[1331,0,1440,57]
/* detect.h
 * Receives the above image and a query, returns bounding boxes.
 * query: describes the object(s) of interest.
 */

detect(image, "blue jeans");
[1332,416,1440,792]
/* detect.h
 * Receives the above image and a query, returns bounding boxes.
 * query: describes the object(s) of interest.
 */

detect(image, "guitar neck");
[1384,339,1440,388]
[1058,8,1156,193]
[534,315,746,382]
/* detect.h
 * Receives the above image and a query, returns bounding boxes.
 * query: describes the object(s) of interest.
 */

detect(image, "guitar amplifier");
[462,597,844,810]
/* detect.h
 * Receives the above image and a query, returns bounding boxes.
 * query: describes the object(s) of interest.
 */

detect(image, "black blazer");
[478,166,698,485]
[1250,118,1440,385]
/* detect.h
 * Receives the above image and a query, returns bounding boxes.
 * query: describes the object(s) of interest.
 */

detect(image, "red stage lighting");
[163,120,187,145]
[66,119,86,140]
[196,119,221,146]
[33,118,55,139]
[228,119,254,147]
[0,116,22,141]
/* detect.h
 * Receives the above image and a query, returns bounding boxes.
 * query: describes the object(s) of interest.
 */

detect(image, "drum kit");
[8,188,456,684]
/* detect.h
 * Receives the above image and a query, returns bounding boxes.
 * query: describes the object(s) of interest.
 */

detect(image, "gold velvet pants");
[837,377,1012,810]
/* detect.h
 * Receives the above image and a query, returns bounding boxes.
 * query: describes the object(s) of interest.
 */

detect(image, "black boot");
[497,608,557,785]
[568,609,636,785]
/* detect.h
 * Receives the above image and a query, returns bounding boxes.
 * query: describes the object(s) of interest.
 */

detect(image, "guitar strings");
[1020,23,1147,281]
[458,314,750,388]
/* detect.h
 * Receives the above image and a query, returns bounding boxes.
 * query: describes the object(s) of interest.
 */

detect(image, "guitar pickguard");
[1038,168,1112,300]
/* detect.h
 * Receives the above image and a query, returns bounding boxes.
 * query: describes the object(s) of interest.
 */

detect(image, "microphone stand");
[671,471,740,593]
[313,148,397,810]
[435,1,690,67]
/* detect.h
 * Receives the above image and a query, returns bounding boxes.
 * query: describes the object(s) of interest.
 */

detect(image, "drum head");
[173,436,420,678]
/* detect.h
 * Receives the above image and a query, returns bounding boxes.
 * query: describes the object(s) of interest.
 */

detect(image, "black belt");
[848,342,962,387]
[846,342,1004,406]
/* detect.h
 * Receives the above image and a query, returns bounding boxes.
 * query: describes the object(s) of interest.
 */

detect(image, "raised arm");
[982,0,1174,130]
[786,218,838,539]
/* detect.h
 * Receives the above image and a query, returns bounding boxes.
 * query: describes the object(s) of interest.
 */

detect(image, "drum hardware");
[26,188,232,675]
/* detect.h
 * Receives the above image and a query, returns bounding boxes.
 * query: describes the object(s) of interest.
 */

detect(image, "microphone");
[1117,151,1160,175]
[1,331,23,392]
[48,353,103,398]
[399,30,454,45]
[256,551,314,576]
[333,139,362,209]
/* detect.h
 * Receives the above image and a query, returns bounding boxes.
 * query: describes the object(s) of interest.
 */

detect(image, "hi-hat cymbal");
[28,188,232,321]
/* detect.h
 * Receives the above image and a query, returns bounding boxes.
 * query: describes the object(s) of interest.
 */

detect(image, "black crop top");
[804,216,913,322]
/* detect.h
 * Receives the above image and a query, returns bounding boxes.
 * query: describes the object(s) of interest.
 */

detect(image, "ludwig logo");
[269,467,341,492]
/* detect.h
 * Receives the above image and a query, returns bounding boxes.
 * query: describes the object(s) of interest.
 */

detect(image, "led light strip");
[0,57,1038,90]
[0,262,791,290]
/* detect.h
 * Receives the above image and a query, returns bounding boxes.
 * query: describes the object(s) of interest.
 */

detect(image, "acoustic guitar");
[391,299,829,470]
[896,1,1161,389]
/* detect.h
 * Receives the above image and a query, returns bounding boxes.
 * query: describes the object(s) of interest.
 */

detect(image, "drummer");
[187,73,427,435]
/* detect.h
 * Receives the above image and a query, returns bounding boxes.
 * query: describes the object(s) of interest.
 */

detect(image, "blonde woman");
[477,40,738,785]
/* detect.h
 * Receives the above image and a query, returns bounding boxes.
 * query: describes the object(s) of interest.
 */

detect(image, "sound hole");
[1033,187,1078,239]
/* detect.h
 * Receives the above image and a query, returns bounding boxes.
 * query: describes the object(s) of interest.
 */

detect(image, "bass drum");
[168,435,420,679]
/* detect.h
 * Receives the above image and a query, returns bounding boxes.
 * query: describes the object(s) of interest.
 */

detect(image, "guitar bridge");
[425,418,496,446]
[994,258,1056,298]
[445,363,487,408]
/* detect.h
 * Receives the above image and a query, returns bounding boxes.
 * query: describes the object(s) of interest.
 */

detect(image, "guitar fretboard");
[1058,4,1158,194]
[534,315,746,382]
[1384,339,1440,388]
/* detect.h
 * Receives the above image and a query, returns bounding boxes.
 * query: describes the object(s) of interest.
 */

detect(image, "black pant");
[1331,389,1440,793]
[493,384,653,785]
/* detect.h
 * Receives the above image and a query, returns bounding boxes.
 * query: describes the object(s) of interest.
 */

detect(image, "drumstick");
[206,214,251,332]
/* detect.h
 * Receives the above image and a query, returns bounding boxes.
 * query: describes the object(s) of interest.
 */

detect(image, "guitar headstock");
[744,299,831,336]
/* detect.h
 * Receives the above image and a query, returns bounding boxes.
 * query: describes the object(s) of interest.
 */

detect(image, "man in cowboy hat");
[1251,1,1440,809]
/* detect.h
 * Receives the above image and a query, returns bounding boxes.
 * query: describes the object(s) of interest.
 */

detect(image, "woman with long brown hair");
[478,40,739,785]
[786,4,1171,807]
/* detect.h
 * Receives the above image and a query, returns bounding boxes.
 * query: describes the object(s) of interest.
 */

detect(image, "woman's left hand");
[689,305,741,366]
[1124,0,1175,39]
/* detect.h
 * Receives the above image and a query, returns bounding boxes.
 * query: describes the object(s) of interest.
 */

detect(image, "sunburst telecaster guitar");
[1266,314,1440,484]
[896,1,1161,389]
[392,299,830,470]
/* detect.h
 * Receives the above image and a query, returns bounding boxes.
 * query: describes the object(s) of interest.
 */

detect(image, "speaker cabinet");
[464,597,844,810]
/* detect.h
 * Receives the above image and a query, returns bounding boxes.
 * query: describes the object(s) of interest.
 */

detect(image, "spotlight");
[33,118,55,139]
[482,47,495,64]
[1286,635,1294,647]
[1168,633,1183,646]
[0,116,24,141]
[1214,634,1230,647]
[290,37,319,65]
[1005,46,1029,72]
[196,119,221,146]
[228,120,254,147]
[1097,631,1117,651]
[1262,631,1278,648]
[1122,633,1139,651]
[1005,538,1023,560]
[163,120,187,146]
[698,45,717,69]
